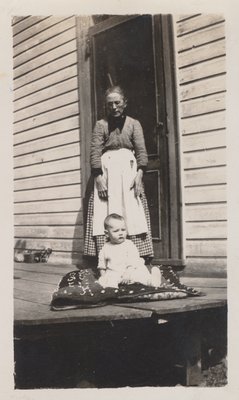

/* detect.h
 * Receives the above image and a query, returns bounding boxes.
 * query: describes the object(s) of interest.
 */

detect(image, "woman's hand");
[95,175,108,199]
[130,169,143,197]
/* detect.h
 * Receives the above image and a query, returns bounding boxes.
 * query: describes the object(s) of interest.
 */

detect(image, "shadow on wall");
[72,175,97,270]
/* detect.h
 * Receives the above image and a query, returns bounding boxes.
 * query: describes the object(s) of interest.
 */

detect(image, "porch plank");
[14,298,153,326]
[14,271,61,286]
[116,286,227,315]
[14,262,75,274]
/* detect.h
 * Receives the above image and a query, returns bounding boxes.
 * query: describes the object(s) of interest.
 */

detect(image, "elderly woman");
[84,86,154,262]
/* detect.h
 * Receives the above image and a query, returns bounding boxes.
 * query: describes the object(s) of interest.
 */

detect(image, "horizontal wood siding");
[13,16,82,264]
[174,14,227,276]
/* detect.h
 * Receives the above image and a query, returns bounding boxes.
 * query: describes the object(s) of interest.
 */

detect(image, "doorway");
[78,14,182,264]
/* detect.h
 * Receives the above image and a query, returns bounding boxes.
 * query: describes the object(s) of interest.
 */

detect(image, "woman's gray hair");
[105,86,127,101]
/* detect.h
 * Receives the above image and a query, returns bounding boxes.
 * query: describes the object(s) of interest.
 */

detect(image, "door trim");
[89,15,139,36]
[161,15,182,261]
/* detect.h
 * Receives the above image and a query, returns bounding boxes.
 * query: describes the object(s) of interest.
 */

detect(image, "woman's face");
[106,92,127,118]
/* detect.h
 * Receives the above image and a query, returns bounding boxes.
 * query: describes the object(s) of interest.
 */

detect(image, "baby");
[97,213,162,288]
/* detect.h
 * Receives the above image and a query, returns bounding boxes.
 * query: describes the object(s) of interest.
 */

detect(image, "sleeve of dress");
[132,119,148,171]
[90,121,105,176]
[97,247,107,271]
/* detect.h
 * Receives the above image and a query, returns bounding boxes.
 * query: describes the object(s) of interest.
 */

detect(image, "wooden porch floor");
[14,262,227,327]
[14,262,227,387]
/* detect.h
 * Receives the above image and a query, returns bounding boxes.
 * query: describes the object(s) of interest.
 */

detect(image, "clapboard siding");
[182,111,226,134]
[14,116,79,144]
[12,16,30,25]
[14,102,79,133]
[14,184,81,202]
[14,77,78,112]
[14,52,78,90]
[14,156,81,180]
[186,240,227,257]
[14,89,79,123]
[14,130,80,156]
[183,148,226,169]
[14,238,84,252]
[14,237,84,265]
[14,225,83,239]
[14,27,76,68]
[14,142,80,167]
[185,221,227,239]
[14,170,81,191]
[185,258,227,277]
[175,14,227,276]
[12,16,49,35]
[184,185,226,204]
[179,57,226,84]
[177,22,225,52]
[13,16,82,264]
[14,65,78,100]
[182,130,226,152]
[184,203,227,221]
[178,39,225,68]
[13,17,76,56]
[14,129,79,158]
[14,198,82,214]
[176,15,201,23]
[14,38,77,80]
[177,14,224,36]
[15,211,82,226]
[181,93,225,117]
[180,75,226,101]
[184,166,226,186]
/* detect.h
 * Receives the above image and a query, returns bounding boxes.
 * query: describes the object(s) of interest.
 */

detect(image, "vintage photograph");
[12,14,227,388]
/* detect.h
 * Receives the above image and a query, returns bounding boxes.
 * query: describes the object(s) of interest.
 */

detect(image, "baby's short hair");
[104,213,124,229]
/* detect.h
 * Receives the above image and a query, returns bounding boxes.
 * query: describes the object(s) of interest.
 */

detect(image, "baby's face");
[106,219,127,244]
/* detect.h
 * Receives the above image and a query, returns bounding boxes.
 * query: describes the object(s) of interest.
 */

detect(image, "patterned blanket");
[51,266,203,311]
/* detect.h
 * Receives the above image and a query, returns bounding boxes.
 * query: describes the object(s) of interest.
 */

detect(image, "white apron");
[93,148,148,236]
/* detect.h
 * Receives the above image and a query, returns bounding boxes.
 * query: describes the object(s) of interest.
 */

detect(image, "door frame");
[76,15,183,266]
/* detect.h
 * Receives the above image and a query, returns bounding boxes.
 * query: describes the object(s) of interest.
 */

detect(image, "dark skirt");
[84,189,154,258]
